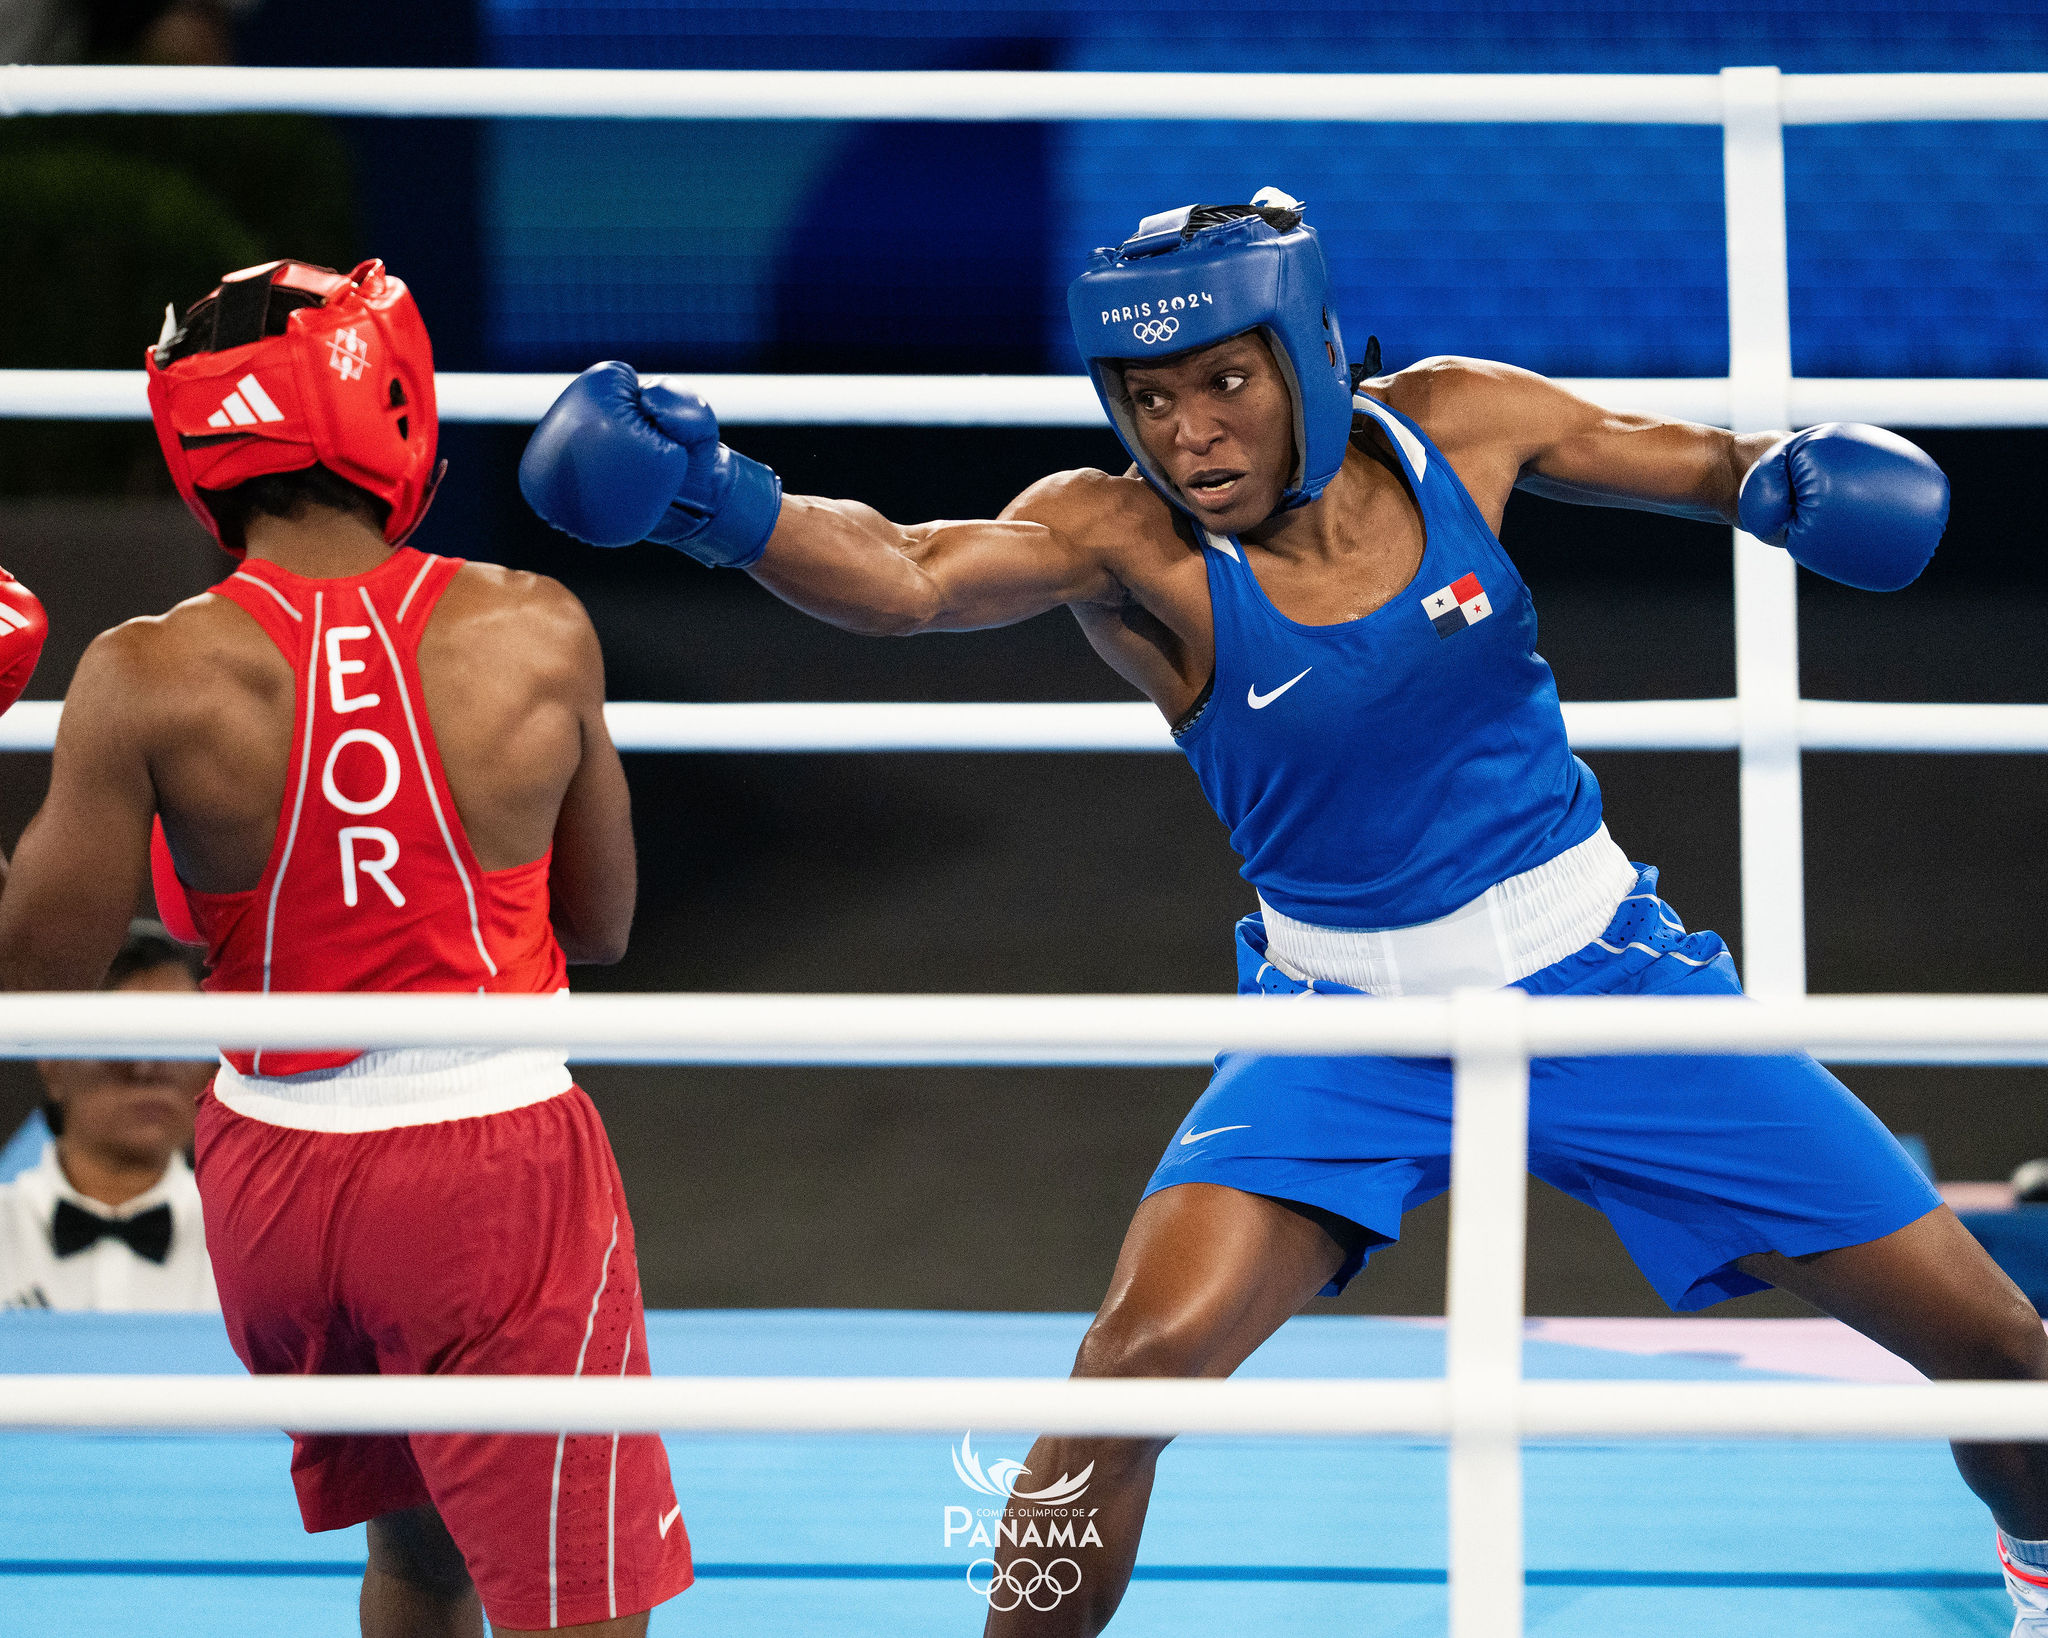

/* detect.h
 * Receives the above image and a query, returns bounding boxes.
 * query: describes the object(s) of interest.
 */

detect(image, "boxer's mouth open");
[1183,467,1246,505]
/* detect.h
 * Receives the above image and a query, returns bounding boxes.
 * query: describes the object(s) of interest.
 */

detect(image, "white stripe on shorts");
[551,1212,620,1630]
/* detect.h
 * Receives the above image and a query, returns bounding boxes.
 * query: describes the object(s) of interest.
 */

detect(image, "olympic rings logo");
[1132,316,1180,346]
[966,1556,1083,1612]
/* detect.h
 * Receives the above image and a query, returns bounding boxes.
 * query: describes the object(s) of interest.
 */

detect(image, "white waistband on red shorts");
[212,1047,574,1133]
[1256,825,1637,998]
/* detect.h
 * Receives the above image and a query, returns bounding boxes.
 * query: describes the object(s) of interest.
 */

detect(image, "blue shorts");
[1143,866,1941,1311]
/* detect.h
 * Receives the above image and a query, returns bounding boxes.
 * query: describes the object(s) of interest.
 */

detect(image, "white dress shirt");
[0,1142,218,1312]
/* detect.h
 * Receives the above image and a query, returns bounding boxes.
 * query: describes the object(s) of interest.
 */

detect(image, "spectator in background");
[0,0,346,501]
[0,921,215,1311]
[0,0,261,66]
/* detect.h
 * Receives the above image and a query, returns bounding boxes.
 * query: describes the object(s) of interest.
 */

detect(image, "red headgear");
[145,258,442,555]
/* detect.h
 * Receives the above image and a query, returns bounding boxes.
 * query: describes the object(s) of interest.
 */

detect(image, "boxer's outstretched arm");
[1388,357,1947,591]
[1384,357,1778,524]
[748,475,1123,636]
[0,630,155,991]
[520,366,1126,628]
[520,364,1119,631]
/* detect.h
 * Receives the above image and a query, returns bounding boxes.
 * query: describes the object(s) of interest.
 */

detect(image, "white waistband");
[1257,826,1637,997]
[212,1047,574,1133]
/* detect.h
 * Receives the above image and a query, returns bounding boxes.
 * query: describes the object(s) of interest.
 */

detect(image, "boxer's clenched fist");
[519,361,783,567]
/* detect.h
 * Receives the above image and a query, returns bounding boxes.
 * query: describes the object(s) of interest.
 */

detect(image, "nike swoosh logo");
[1181,1124,1251,1146]
[1246,668,1312,710]
[658,1504,682,1539]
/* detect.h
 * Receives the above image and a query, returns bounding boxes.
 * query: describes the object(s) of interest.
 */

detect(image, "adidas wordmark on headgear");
[145,259,443,555]
[1067,188,1354,522]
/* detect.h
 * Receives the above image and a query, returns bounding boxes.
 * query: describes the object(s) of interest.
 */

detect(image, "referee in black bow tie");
[0,923,218,1311]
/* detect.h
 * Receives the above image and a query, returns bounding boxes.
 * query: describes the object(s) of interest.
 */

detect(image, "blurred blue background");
[479,0,2048,379]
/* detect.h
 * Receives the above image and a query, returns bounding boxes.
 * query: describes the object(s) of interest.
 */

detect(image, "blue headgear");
[1067,188,1351,520]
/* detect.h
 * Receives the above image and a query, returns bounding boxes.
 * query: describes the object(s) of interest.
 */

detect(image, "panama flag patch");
[1421,572,1492,638]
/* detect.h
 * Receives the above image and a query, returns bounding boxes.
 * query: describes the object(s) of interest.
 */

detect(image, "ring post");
[1446,986,1532,1638]
[1722,64,1805,1000]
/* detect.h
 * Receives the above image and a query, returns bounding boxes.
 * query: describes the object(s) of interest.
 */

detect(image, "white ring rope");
[5,993,2047,1463]
[6,988,2048,1444]
[7,699,2048,756]
[0,371,1112,428]
[5,370,2047,429]
[1,989,2046,1064]
[5,66,2048,123]
[9,1374,2048,1440]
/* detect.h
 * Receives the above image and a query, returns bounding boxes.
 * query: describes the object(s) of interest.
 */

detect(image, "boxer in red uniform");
[0,260,689,1637]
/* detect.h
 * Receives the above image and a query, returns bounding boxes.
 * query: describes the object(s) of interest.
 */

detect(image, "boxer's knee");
[1947,1292,2048,1383]
[1074,1307,1220,1382]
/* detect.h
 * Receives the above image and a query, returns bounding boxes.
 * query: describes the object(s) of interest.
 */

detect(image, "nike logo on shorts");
[658,1504,682,1539]
[1181,1124,1251,1146]
[1247,668,1312,710]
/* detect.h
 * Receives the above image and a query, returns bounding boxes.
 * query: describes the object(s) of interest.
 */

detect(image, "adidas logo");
[0,602,32,634]
[206,373,285,429]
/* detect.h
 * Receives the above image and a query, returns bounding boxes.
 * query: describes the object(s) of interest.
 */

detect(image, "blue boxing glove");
[1736,422,1949,592]
[518,361,783,567]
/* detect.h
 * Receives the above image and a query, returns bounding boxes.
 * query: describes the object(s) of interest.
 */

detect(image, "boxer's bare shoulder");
[1004,463,1198,597]
[1369,353,1538,426]
[416,564,603,855]
[67,592,290,763]
[1007,466,1216,718]
[421,562,597,692]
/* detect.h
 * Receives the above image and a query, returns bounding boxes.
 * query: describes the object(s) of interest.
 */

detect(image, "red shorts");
[195,1084,693,1630]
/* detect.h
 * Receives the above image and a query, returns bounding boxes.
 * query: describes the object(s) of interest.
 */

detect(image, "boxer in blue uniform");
[519,192,2048,1636]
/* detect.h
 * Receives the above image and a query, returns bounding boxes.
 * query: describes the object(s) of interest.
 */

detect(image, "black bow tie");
[52,1199,173,1264]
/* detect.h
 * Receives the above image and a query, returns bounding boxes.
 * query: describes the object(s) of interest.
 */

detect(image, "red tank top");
[153,547,568,1075]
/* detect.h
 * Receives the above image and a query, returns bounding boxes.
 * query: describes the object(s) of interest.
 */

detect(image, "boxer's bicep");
[1397,358,1751,526]
[0,634,156,990]
[1520,413,1753,522]
[748,494,1007,634]
[1502,371,1773,523]
[905,514,1117,631]
[752,480,1116,635]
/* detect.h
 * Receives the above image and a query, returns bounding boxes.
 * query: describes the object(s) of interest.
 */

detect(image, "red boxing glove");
[0,567,48,716]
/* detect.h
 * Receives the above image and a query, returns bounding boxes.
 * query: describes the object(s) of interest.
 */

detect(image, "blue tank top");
[1173,395,1603,930]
